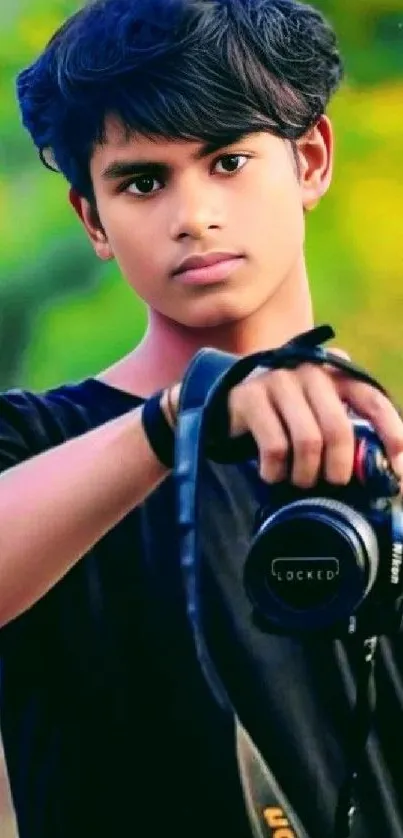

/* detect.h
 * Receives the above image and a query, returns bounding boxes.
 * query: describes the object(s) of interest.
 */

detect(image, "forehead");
[101,117,169,150]
[90,116,282,176]
[91,116,209,170]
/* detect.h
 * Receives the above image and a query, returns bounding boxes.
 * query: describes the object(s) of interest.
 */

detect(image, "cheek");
[104,209,161,279]
[246,166,304,252]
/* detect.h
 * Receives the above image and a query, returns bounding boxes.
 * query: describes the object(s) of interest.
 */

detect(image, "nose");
[168,177,224,240]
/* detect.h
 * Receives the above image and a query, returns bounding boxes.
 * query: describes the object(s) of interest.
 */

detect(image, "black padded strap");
[202,332,390,465]
[177,325,336,422]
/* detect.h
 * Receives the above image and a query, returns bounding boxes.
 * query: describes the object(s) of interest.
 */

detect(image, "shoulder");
[0,380,95,452]
[0,378,141,469]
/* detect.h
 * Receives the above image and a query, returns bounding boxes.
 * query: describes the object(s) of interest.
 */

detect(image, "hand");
[226,353,403,489]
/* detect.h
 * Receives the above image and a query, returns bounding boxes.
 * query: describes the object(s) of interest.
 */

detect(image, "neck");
[101,260,314,396]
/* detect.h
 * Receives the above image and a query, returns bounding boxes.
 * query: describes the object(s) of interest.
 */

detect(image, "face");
[75,119,332,330]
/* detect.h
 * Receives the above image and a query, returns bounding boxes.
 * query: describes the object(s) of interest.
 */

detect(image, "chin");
[178,305,253,330]
[173,289,265,330]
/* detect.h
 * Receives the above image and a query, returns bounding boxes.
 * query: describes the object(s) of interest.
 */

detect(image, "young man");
[1,0,403,836]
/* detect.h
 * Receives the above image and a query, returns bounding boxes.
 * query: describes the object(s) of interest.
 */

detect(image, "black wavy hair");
[16,0,344,200]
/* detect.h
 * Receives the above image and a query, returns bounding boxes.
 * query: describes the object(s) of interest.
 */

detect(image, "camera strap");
[334,634,379,838]
[235,717,309,838]
[174,324,392,838]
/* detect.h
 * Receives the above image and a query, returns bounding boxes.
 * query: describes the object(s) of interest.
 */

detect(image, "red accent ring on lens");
[354,439,366,484]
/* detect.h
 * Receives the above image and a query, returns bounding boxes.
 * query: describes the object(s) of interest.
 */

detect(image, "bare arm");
[1,351,403,631]
[0,403,169,627]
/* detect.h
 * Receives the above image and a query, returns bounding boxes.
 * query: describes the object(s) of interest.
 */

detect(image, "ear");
[296,115,334,212]
[69,188,114,261]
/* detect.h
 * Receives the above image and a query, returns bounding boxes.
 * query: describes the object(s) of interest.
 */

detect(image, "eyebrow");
[100,133,250,181]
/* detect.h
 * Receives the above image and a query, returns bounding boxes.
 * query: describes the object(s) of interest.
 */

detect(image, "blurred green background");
[0,0,402,835]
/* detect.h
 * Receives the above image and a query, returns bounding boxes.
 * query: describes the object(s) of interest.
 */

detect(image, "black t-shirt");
[0,379,402,838]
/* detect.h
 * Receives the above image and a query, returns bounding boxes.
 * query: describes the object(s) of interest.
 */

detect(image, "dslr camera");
[244,418,403,636]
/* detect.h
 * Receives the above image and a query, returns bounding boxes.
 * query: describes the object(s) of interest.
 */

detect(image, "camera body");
[244,419,403,636]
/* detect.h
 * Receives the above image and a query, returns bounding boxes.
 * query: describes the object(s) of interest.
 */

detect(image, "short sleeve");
[0,380,140,656]
[0,389,61,655]
[0,388,59,468]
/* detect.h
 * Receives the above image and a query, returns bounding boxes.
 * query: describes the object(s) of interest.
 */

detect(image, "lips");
[172,254,244,286]
[173,252,241,275]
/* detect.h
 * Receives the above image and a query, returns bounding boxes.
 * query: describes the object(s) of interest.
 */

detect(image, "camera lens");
[244,498,379,631]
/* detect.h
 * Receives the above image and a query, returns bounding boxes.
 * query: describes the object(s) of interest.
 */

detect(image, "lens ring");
[289,498,379,598]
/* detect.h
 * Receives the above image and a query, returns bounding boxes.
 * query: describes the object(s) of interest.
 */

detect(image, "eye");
[214,154,250,174]
[124,174,163,196]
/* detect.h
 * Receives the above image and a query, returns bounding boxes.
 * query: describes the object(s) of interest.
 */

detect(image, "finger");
[267,370,323,488]
[336,377,403,478]
[322,348,352,384]
[299,365,355,485]
[233,386,290,483]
